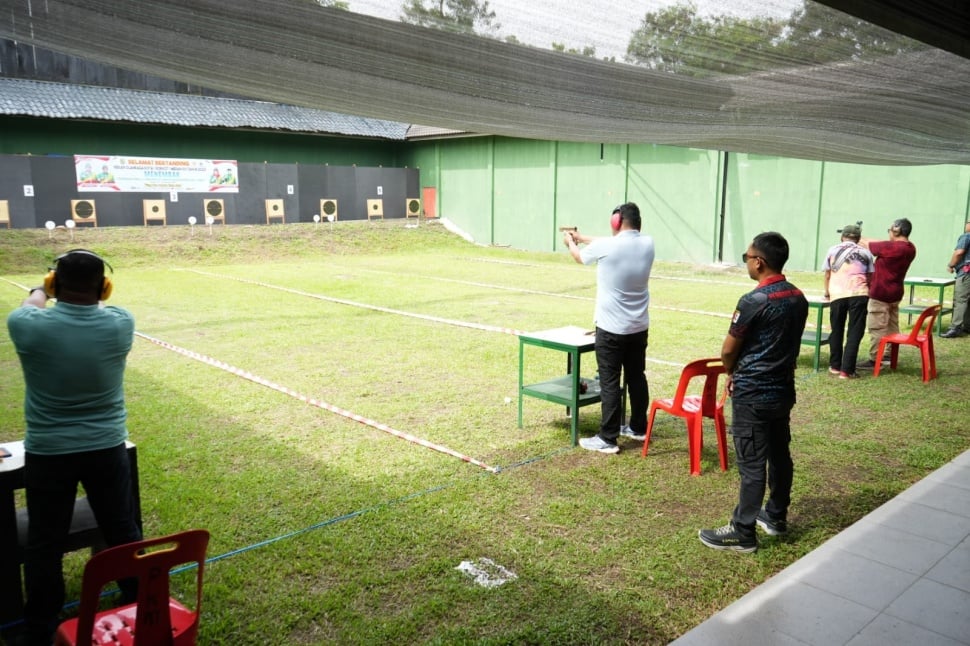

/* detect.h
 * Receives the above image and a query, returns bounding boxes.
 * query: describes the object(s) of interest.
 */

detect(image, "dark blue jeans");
[594,327,649,443]
[730,402,793,535]
[23,443,142,645]
[829,295,868,374]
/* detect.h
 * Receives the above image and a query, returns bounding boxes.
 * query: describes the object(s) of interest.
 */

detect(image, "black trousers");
[829,295,868,374]
[594,327,649,442]
[730,402,794,535]
[23,443,142,645]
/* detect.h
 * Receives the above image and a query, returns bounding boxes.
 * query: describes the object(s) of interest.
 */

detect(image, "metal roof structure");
[0,77,412,140]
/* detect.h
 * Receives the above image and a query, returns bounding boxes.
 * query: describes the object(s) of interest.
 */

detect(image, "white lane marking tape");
[182,271,698,369]
[185,269,527,336]
[134,331,499,473]
[331,265,734,318]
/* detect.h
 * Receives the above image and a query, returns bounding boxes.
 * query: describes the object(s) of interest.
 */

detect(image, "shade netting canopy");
[1,0,967,165]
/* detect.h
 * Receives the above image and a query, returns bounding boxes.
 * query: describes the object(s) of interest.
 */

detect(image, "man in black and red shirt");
[699,232,808,553]
[857,218,916,367]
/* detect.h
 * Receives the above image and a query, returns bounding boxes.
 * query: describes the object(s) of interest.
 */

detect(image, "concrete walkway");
[672,449,970,646]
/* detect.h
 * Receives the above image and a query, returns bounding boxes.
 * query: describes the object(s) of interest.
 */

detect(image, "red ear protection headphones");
[43,249,114,300]
[610,205,623,232]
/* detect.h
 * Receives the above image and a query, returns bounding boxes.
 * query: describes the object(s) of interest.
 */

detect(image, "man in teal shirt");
[7,249,141,645]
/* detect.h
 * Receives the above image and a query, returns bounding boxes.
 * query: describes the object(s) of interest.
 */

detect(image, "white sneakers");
[578,435,619,454]
[619,425,646,442]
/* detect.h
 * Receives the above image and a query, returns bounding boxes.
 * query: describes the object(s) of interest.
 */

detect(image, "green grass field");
[2,221,967,644]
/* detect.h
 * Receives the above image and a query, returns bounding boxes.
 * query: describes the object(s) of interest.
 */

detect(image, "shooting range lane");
[134,331,499,473]
[183,268,693,368]
[185,269,528,336]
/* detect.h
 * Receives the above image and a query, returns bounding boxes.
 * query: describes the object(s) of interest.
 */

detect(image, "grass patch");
[2,221,968,644]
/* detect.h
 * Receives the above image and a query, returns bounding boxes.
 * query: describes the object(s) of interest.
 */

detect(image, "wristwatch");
[29,287,48,298]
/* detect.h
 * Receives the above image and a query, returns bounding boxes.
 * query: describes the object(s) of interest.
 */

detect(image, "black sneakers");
[941,327,966,339]
[756,508,788,536]
[698,523,757,553]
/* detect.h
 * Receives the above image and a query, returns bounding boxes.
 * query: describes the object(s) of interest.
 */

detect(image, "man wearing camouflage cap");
[822,224,874,378]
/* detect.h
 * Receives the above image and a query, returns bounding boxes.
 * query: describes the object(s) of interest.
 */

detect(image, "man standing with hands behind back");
[7,249,142,645]
[564,203,655,454]
[699,232,807,552]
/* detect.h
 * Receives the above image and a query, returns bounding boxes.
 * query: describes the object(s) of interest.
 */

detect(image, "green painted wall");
[816,162,970,276]
[626,145,721,264]
[401,142,441,215]
[554,142,628,244]
[412,137,970,276]
[438,138,494,243]
[493,138,556,249]
[725,154,824,271]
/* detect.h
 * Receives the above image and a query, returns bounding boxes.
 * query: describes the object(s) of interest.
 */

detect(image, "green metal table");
[518,326,601,446]
[802,297,831,372]
[902,276,954,336]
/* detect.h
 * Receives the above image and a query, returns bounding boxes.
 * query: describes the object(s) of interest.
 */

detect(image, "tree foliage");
[778,2,925,63]
[552,42,597,58]
[307,0,350,9]
[626,1,926,77]
[400,0,498,36]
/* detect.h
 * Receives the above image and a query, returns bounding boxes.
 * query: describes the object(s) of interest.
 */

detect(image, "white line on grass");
[1,277,29,291]
[182,269,690,368]
[332,265,733,319]
[135,331,500,473]
[184,269,528,336]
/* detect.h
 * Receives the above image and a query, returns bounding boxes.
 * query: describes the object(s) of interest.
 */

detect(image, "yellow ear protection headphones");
[43,249,114,300]
[610,205,623,232]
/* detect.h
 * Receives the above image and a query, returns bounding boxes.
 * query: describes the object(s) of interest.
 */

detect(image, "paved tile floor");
[672,449,970,646]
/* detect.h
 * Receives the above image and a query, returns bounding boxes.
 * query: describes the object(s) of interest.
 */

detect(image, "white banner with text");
[75,155,239,193]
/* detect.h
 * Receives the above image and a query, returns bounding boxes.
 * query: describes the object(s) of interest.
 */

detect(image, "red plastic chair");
[642,358,728,476]
[55,529,210,646]
[873,304,940,383]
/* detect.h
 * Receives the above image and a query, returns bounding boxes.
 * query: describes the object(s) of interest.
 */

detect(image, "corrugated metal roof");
[0,78,412,140]
[405,124,478,140]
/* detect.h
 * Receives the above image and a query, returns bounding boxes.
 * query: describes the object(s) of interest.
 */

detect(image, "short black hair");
[751,232,790,272]
[614,202,641,231]
[891,218,913,237]
[55,249,105,295]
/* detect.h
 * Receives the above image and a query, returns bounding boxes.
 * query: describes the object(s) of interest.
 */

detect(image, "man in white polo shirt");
[563,203,655,453]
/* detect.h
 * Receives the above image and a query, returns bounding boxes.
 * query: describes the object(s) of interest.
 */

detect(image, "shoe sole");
[620,433,646,442]
[580,443,619,454]
[698,532,757,553]
[756,518,787,536]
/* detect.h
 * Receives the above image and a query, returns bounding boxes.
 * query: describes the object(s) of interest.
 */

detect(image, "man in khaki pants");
[941,220,970,338]
[857,218,917,369]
